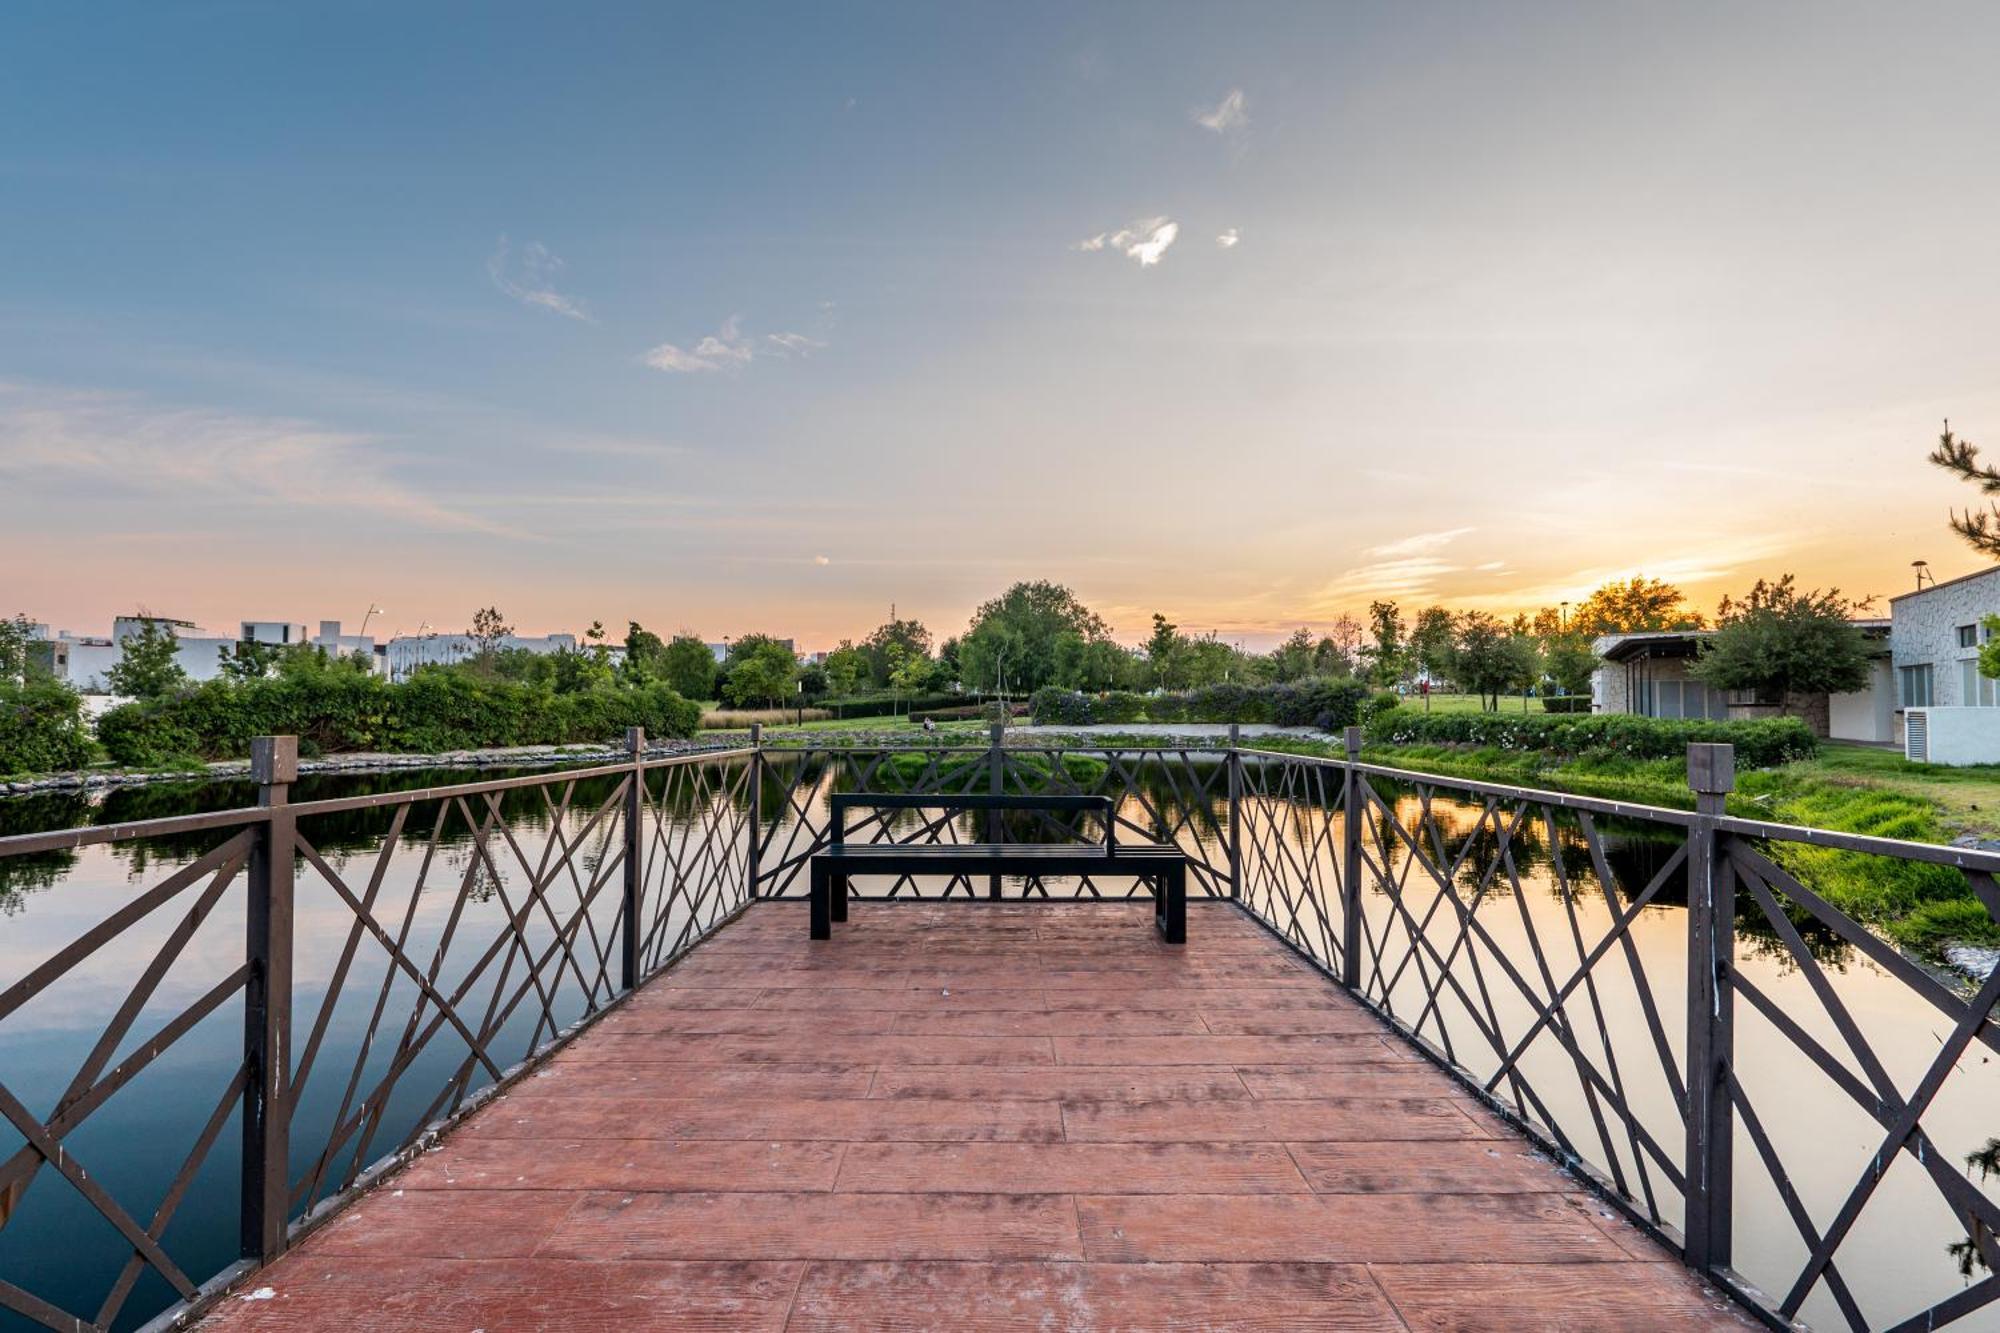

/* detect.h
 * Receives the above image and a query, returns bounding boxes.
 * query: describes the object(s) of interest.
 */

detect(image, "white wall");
[1907,707,2000,765]
[1891,569,2000,706]
[1828,658,1894,743]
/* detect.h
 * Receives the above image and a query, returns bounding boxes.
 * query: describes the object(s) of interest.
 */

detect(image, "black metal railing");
[0,730,752,1332]
[1232,730,2000,1333]
[3,723,1997,1331]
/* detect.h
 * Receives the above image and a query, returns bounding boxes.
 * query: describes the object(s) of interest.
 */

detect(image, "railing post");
[1684,741,1736,1274]
[622,727,645,990]
[987,721,1004,899]
[241,735,296,1263]
[1227,723,1242,900]
[1341,725,1363,990]
[746,723,763,898]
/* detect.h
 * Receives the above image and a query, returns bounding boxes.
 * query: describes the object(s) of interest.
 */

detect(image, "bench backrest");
[829,792,1115,849]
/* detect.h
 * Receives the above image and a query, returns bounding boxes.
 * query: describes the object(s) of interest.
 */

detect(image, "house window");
[1959,625,1979,649]
[1899,663,1935,708]
[1960,659,2000,707]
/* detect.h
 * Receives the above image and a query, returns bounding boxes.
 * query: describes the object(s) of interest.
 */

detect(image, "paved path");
[201,902,1751,1330]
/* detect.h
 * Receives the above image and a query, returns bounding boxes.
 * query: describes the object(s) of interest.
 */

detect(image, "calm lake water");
[0,753,1993,1331]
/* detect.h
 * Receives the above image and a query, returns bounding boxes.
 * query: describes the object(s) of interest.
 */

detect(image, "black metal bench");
[809,793,1187,943]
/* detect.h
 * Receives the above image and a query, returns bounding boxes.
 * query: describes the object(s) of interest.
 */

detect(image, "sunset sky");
[5,2,2000,651]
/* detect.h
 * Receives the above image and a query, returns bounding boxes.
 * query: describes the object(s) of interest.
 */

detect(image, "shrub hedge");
[1363,710,1817,767]
[0,680,97,775]
[1028,679,1370,732]
[816,692,965,720]
[96,673,701,766]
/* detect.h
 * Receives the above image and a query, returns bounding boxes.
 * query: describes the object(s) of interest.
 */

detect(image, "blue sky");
[6,2,2000,647]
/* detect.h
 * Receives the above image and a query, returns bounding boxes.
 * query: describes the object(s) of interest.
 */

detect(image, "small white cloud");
[765,332,826,357]
[487,236,593,322]
[1366,527,1476,559]
[1217,228,1240,249]
[1194,89,1248,134]
[644,317,821,374]
[813,554,831,566]
[1078,217,1179,267]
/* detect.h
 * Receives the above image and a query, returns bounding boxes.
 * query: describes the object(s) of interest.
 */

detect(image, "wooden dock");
[199,901,1751,1330]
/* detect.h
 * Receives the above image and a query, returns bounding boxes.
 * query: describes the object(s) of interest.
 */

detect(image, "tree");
[959,581,1109,696]
[1181,634,1239,688]
[862,617,932,687]
[823,643,869,697]
[798,662,830,701]
[1053,632,1133,691]
[1929,420,2000,557]
[1409,606,1456,685]
[1145,614,1187,690]
[1312,636,1352,678]
[1541,633,1598,699]
[887,644,932,714]
[722,635,798,707]
[0,614,40,685]
[469,607,513,671]
[219,638,284,681]
[1689,575,1869,708]
[659,633,717,700]
[106,618,188,700]
[1449,612,1539,711]
[1267,628,1318,683]
[1362,601,1406,686]
[1567,577,1703,637]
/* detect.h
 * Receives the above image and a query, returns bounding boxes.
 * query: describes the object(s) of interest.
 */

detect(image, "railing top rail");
[1237,746,1704,828]
[0,746,757,859]
[1716,811,2000,871]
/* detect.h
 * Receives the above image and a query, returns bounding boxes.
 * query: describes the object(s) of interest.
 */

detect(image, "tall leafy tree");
[1408,606,1456,685]
[822,642,869,696]
[1362,601,1406,686]
[862,617,932,687]
[722,635,799,707]
[1567,577,1703,637]
[1688,575,1869,708]
[1267,628,1318,683]
[106,618,189,700]
[959,581,1108,696]
[1145,613,1186,690]
[1449,612,1539,711]
[659,633,717,699]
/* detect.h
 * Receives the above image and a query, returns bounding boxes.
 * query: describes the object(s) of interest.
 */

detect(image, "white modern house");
[58,616,237,692]
[1590,621,1894,744]
[1889,565,2000,763]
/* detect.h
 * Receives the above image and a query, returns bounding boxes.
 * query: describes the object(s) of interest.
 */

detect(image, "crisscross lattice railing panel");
[751,745,1233,900]
[0,828,256,1332]
[284,774,633,1217]
[1346,772,1692,1232]
[0,749,757,1332]
[1721,836,2000,1332]
[1235,754,1348,974]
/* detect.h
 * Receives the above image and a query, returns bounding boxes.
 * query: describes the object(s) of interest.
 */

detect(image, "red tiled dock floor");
[201,901,1753,1331]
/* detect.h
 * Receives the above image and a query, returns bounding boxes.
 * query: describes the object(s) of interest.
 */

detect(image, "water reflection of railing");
[1234,732,2000,1333]
[4,725,1997,1331]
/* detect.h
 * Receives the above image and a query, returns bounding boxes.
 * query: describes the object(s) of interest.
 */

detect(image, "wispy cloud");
[1216,228,1241,249]
[1075,217,1180,267]
[1194,89,1248,134]
[644,317,826,374]
[765,331,826,357]
[0,382,512,536]
[1365,527,1477,559]
[487,236,593,322]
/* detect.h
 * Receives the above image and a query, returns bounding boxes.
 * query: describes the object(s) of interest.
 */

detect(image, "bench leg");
[811,862,831,940]
[1159,864,1186,944]
[832,870,848,923]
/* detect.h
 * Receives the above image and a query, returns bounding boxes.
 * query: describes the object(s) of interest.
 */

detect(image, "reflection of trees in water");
[1949,1141,1999,1278]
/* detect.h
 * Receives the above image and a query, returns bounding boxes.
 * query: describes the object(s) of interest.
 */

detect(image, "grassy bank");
[1242,734,2000,956]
